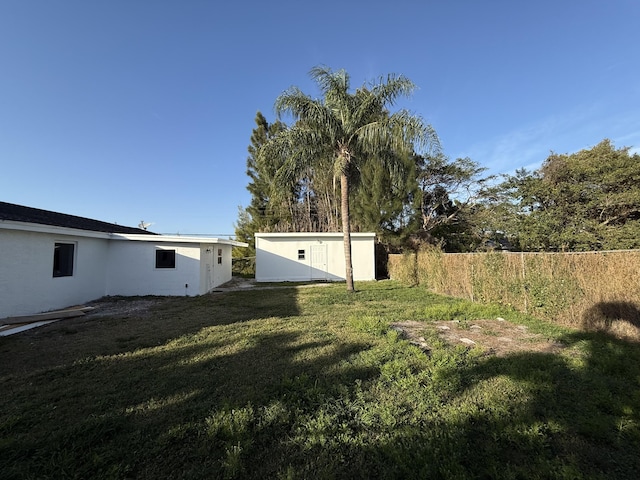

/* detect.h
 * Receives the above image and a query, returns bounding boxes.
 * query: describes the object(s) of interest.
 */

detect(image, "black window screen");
[53,243,74,277]
[156,249,176,268]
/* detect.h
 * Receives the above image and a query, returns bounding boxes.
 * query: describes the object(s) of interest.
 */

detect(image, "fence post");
[470,262,474,302]
[521,252,528,314]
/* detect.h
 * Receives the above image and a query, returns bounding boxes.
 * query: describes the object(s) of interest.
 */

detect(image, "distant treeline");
[238,111,640,256]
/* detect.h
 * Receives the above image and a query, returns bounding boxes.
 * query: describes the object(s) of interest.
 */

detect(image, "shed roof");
[0,201,153,235]
[254,232,375,238]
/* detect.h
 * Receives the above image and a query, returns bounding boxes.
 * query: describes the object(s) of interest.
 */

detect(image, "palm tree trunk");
[340,172,355,292]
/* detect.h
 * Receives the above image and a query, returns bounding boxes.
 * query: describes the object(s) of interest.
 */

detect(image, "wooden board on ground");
[1,307,94,325]
[0,319,61,336]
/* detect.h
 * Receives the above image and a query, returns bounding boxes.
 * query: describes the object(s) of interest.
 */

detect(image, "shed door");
[310,245,327,280]
[204,247,214,292]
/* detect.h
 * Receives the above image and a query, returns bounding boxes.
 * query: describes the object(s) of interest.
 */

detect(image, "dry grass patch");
[390,249,640,341]
[393,319,565,357]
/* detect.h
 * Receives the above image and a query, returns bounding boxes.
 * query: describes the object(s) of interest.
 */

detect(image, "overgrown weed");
[391,250,640,341]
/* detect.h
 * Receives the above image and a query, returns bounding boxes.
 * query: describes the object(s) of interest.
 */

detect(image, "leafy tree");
[418,155,487,221]
[488,139,640,251]
[405,153,491,251]
[260,66,439,291]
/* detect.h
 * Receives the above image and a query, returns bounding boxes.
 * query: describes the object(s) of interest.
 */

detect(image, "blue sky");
[1,0,639,235]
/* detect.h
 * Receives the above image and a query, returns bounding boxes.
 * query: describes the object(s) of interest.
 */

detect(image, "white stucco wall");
[0,222,247,319]
[107,241,202,297]
[255,233,376,282]
[0,228,110,317]
[199,243,233,292]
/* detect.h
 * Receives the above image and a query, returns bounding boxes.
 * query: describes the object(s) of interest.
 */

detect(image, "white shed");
[254,232,376,282]
[0,202,247,319]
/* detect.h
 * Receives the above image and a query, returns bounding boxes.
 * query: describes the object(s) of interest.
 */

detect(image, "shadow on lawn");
[433,329,640,479]
[330,328,640,480]
[0,287,303,376]
[3,287,640,479]
[0,287,379,479]
[582,300,640,337]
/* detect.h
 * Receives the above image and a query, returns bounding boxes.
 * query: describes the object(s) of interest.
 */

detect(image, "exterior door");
[310,244,327,280]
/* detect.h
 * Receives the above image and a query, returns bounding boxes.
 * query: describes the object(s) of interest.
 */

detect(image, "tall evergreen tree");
[235,111,287,251]
[350,152,417,243]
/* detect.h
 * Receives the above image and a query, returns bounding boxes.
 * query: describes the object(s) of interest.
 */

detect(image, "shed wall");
[255,234,375,282]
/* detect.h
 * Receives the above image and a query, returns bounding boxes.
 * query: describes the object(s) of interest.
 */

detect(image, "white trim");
[115,233,246,247]
[255,232,375,239]
[52,240,78,278]
[0,319,60,337]
[0,220,247,247]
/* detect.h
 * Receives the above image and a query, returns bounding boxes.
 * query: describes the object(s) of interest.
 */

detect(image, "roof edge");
[0,221,248,247]
[0,201,151,234]
[0,220,113,239]
[117,233,248,246]
[254,232,376,238]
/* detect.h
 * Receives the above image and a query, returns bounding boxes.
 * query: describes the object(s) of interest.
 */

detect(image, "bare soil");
[82,278,259,318]
[85,297,166,318]
[392,319,565,357]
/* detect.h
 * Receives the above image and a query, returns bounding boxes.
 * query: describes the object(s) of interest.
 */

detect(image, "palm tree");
[261,66,439,291]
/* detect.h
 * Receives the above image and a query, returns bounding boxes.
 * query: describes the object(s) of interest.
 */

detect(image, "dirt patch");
[392,319,565,357]
[84,297,166,318]
[216,277,258,290]
[216,277,333,291]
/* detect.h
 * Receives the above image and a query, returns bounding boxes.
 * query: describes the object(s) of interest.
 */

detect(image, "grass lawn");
[1,281,639,479]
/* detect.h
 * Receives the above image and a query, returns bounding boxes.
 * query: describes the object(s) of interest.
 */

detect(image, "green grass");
[1,281,639,479]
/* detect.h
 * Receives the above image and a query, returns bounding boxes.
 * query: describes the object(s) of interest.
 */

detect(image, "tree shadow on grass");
[0,287,303,376]
[438,329,640,479]
[5,286,640,479]
[0,295,379,479]
[330,328,640,480]
[582,301,640,338]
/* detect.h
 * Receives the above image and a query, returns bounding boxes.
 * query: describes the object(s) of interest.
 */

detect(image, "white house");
[254,232,376,282]
[0,202,247,319]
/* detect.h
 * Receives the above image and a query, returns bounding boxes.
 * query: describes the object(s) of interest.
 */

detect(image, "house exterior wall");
[0,221,246,319]
[216,244,234,287]
[106,241,202,297]
[199,243,233,293]
[0,228,109,318]
[254,233,376,282]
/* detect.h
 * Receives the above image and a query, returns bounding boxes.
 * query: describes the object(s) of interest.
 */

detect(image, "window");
[217,248,223,265]
[298,249,305,260]
[156,249,176,269]
[53,243,75,277]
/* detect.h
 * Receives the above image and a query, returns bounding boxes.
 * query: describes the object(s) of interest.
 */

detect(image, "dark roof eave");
[0,201,154,235]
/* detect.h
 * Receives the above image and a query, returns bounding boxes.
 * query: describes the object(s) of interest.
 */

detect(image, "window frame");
[155,249,176,269]
[53,242,75,278]
[298,249,306,260]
